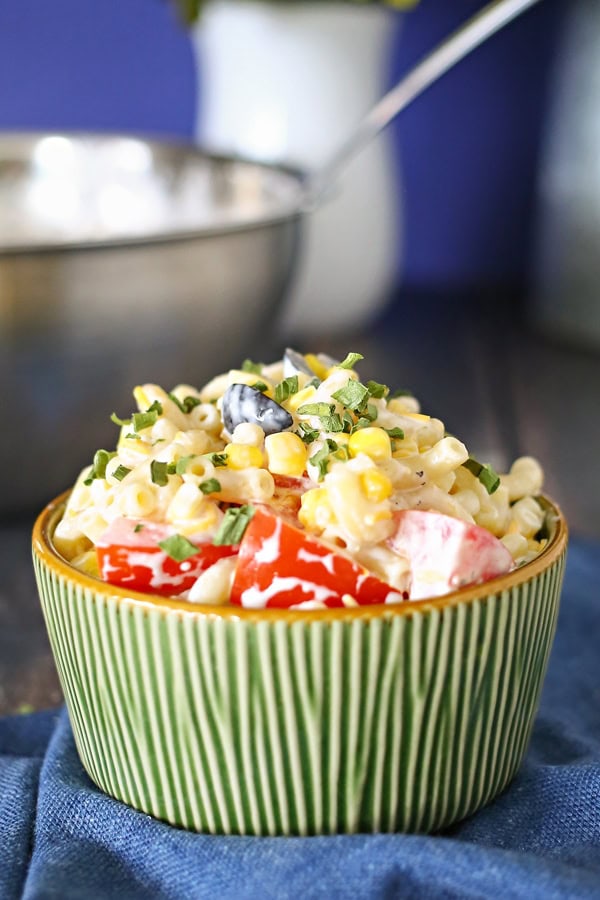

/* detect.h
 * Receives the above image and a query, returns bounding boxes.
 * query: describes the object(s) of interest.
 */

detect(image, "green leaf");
[158,533,199,562]
[296,423,319,444]
[150,460,170,486]
[462,457,501,494]
[110,412,131,427]
[168,392,201,414]
[274,375,299,404]
[199,477,221,495]
[297,402,334,417]
[83,448,116,484]
[213,505,255,546]
[366,380,389,399]
[320,413,344,433]
[174,455,196,476]
[309,439,340,481]
[113,465,131,482]
[332,379,369,412]
[132,400,162,432]
[208,452,228,468]
[241,359,263,374]
[338,352,364,370]
[385,427,405,439]
[251,381,269,393]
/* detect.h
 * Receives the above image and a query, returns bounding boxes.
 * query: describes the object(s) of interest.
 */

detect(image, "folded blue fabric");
[2,537,599,900]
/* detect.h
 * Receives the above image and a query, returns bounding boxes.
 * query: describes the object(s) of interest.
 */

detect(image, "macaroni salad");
[54,350,547,608]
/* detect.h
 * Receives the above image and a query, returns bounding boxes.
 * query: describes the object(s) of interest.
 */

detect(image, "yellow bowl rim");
[32,490,568,623]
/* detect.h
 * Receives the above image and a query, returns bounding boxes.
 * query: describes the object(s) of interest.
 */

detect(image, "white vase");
[192,0,402,337]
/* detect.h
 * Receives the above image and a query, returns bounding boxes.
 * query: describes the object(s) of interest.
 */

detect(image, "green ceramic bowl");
[33,491,568,836]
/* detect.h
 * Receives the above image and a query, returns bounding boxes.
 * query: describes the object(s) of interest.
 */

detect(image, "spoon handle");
[303,0,543,210]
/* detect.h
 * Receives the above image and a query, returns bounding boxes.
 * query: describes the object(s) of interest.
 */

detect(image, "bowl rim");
[0,130,304,256]
[33,490,568,623]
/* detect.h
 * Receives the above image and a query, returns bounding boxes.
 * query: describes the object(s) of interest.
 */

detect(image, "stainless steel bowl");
[0,132,303,514]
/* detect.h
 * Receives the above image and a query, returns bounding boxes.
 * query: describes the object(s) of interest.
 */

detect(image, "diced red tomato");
[96,518,237,596]
[387,509,513,600]
[230,506,401,609]
[268,474,315,520]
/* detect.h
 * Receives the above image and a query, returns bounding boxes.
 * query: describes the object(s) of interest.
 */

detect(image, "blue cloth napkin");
[2,537,599,900]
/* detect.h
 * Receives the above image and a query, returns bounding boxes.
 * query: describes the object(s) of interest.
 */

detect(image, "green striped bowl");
[33,493,567,835]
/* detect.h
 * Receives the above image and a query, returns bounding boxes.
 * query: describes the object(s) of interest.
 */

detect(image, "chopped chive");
[338,352,364,370]
[113,465,131,482]
[297,402,334,417]
[320,413,344,433]
[332,379,369,413]
[366,403,378,422]
[199,477,221,495]
[132,401,162,432]
[309,439,340,481]
[385,427,405,440]
[83,448,116,484]
[213,504,255,546]
[241,359,263,374]
[251,381,269,393]
[208,452,228,468]
[150,460,170,486]
[296,423,319,444]
[274,375,299,404]
[462,457,501,494]
[133,524,145,533]
[168,392,201,414]
[174,455,196,476]
[366,380,389,400]
[111,412,131,427]
[158,533,199,562]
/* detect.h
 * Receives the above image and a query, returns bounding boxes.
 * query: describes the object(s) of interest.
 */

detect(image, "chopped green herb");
[338,352,364,370]
[296,423,319,444]
[385,427,405,440]
[332,379,369,412]
[213,504,255,546]
[306,376,322,389]
[342,411,355,433]
[150,460,170,486]
[366,403,378,422]
[297,402,335,417]
[125,432,141,441]
[366,380,389,400]
[320,413,344,433]
[132,400,162,432]
[208,452,228,468]
[168,393,201,414]
[309,439,340,480]
[113,465,131,482]
[241,359,263,374]
[110,412,131,427]
[251,381,269,393]
[83,448,116,484]
[199,477,221,495]
[158,533,199,562]
[134,524,145,533]
[351,417,372,432]
[462,457,501,494]
[274,375,299,404]
[174,455,196,476]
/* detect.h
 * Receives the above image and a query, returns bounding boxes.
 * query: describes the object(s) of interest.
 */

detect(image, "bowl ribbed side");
[32,545,566,835]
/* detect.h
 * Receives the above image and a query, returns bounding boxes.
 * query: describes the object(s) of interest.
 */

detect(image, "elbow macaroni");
[55,352,550,591]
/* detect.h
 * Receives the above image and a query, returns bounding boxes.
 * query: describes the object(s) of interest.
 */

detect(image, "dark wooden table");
[2,289,598,715]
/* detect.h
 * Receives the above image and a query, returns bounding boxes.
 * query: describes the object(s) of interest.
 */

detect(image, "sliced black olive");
[222,383,293,435]
[283,348,314,378]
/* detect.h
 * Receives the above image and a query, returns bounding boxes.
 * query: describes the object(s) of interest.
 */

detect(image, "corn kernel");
[299,488,332,530]
[304,354,329,380]
[404,413,431,422]
[287,385,317,412]
[265,432,308,476]
[224,443,264,470]
[359,469,393,502]
[348,427,392,462]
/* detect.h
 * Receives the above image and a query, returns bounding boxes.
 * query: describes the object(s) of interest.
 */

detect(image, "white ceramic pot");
[193,0,402,336]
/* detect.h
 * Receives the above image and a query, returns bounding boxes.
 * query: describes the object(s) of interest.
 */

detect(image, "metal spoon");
[303,0,543,210]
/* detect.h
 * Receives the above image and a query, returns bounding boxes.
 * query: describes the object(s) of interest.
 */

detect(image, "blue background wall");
[0,0,564,293]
